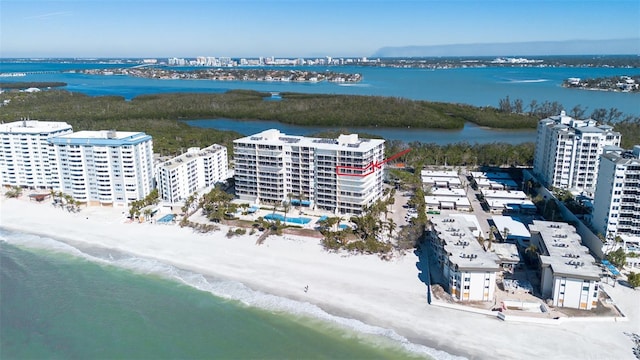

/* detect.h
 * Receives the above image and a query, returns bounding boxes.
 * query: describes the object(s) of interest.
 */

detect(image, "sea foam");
[0,227,466,360]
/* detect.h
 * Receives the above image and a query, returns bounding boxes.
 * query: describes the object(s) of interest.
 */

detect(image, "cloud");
[24,11,72,20]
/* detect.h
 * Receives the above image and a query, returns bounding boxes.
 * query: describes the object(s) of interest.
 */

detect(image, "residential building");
[533,111,621,195]
[234,129,385,214]
[481,189,535,214]
[592,146,640,242]
[421,169,462,189]
[424,188,471,211]
[529,221,601,310]
[428,215,500,302]
[470,171,518,190]
[156,145,229,203]
[49,130,154,207]
[0,120,73,189]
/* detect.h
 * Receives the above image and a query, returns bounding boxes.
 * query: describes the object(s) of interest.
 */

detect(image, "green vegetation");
[2,88,637,167]
[0,90,243,156]
[4,186,22,198]
[614,118,640,149]
[0,89,538,130]
[319,188,411,256]
[627,272,640,289]
[498,96,640,148]
[50,190,81,212]
[128,189,160,219]
[200,185,236,222]
[0,82,67,89]
[0,89,537,153]
[606,248,627,269]
[386,140,535,167]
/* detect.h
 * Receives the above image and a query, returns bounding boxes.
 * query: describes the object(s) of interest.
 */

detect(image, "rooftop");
[160,144,226,170]
[0,120,72,134]
[49,130,152,146]
[234,129,384,151]
[430,215,500,272]
[529,220,601,280]
[420,169,459,178]
[481,189,528,200]
[491,215,531,239]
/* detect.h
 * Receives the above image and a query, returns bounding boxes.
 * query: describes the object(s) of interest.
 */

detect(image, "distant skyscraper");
[533,111,621,194]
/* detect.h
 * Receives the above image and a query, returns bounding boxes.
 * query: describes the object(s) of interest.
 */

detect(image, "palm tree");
[502,227,510,243]
[525,244,539,266]
[386,218,396,240]
[283,200,291,223]
[143,208,153,222]
[487,225,497,249]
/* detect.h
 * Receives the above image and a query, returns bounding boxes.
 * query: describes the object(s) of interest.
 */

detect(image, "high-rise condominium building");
[49,130,154,207]
[533,111,620,194]
[234,129,385,214]
[592,146,640,241]
[156,144,229,203]
[0,120,73,189]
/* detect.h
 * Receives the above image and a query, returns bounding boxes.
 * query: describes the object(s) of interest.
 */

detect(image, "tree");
[4,186,22,198]
[283,200,291,222]
[528,99,538,115]
[499,96,512,113]
[606,248,627,269]
[386,218,396,240]
[570,104,587,119]
[487,226,496,250]
[627,272,640,289]
[524,244,539,266]
[502,227,510,242]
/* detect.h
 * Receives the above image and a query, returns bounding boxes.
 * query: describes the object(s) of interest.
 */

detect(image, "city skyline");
[1,0,639,58]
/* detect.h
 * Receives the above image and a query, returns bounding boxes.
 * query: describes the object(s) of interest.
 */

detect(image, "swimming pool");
[264,213,311,225]
[157,214,175,223]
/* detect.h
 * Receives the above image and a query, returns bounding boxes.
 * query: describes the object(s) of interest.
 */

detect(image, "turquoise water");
[0,229,451,360]
[1,61,638,115]
[264,213,312,224]
[157,213,175,223]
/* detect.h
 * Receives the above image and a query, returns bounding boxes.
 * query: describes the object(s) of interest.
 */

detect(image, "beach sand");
[1,196,638,360]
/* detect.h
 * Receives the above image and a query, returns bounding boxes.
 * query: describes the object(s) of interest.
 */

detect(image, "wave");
[337,83,371,87]
[504,79,550,83]
[0,228,465,360]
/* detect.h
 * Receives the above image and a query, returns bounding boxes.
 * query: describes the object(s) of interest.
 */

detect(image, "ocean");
[0,230,452,360]
[1,61,639,116]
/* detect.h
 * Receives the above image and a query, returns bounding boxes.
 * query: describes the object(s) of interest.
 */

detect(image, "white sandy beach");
[1,196,639,360]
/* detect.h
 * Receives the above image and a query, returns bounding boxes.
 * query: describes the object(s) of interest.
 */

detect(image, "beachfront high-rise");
[533,111,620,195]
[592,146,640,242]
[156,144,229,203]
[234,129,385,214]
[0,120,73,189]
[49,130,154,207]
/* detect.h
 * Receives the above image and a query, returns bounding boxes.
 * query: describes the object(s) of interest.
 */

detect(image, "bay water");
[1,61,638,116]
[0,230,454,360]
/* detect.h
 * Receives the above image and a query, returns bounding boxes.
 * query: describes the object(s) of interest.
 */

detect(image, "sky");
[1,0,639,58]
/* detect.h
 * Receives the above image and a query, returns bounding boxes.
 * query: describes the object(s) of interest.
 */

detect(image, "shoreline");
[1,196,639,360]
